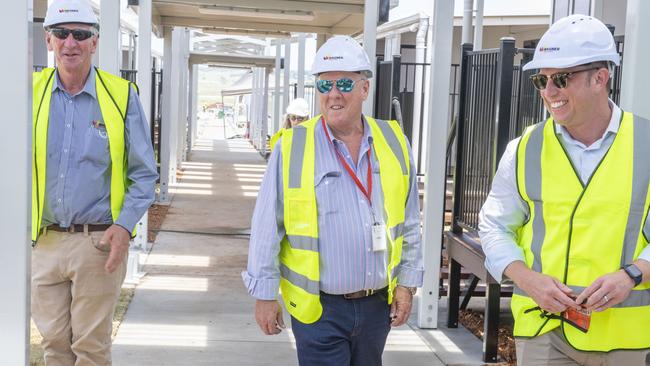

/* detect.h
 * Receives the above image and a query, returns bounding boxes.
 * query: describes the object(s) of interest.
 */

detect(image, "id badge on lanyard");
[372,221,387,252]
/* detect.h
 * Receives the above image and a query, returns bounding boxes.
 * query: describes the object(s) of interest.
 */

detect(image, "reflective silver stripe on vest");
[391,266,399,280]
[288,125,307,189]
[621,116,650,266]
[390,223,404,241]
[374,119,407,175]
[568,285,650,308]
[514,284,650,308]
[287,235,318,252]
[524,123,546,273]
[280,263,320,295]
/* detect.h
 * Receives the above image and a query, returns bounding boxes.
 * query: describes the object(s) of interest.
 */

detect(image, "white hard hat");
[286,98,310,117]
[523,14,619,71]
[44,0,98,29]
[311,36,373,77]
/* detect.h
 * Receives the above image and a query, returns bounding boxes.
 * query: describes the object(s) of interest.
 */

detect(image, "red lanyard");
[321,117,372,205]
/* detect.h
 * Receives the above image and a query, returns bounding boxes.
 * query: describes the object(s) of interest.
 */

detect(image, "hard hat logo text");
[323,56,343,61]
[539,47,560,52]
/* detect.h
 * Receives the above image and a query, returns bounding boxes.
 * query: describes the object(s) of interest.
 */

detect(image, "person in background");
[31,0,158,364]
[243,35,423,366]
[479,14,650,365]
[269,97,311,152]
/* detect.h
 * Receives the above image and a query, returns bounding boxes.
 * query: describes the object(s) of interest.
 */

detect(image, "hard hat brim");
[522,54,620,71]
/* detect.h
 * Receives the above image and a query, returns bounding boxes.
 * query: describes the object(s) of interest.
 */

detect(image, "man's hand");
[505,261,578,313]
[255,300,285,335]
[390,286,413,327]
[100,224,131,274]
[575,270,635,312]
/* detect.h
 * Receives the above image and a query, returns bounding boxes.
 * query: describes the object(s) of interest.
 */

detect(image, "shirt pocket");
[80,123,110,167]
[315,171,341,216]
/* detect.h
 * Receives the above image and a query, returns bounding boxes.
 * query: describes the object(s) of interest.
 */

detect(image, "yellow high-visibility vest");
[32,67,134,242]
[279,115,410,323]
[512,112,650,351]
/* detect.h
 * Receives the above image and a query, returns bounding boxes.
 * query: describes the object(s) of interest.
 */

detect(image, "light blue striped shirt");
[242,116,424,300]
[41,67,158,233]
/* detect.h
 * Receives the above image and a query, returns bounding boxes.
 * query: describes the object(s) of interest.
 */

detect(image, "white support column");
[411,16,429,171]
[461,0,474,44]
[273,43,282,133]
[282,39,291,110]
[418,0,454,329]
[132,0,152,256]
[473,0,484,50]
[0,1,31,363]
[99,0,121,74]
[362,0,378,116]
[262,68,270,155]
[178,29,190,163]
[189,64,199,148]
[297,34,306,98]
[257,68,265,150]
[384,33,393,58]
[419,21,434,174]
[159,27,180,203]
[250,67,258,147]
[621,0,650,120]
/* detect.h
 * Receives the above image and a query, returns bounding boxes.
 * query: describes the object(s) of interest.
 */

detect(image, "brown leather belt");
[339,286,388,300]
[45,224,111,234]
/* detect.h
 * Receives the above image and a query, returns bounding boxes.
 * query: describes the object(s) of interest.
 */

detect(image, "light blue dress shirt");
[479,102,650,282]
[42,67,158,233]
[242,116,424,300]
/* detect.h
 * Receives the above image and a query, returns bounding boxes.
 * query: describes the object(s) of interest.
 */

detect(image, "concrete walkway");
[112,134,490,365]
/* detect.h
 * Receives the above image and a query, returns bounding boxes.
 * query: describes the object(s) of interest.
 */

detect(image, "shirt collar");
[321,114,374,147]
[53,66,97,99]
[555,99,621,149]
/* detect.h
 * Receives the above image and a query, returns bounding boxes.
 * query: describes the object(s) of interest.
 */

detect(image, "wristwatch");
[622,264,643,287]
[398,285,417,296]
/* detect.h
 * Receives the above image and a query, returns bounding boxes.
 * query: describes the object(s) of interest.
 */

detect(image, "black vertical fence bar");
[452,43,473,234]
[391,55,401,120]
[493,38,515,175]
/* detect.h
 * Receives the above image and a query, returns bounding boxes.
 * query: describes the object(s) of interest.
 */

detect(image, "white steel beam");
[621,0,650,120]
[262,68,270,155]
[158,27,176,203]
[273,43,282,134]
[282,39,291,112]
[99,0,121,73]
[189,64,199,148]
[297,34,306,98]
[362,0,378,116]
[0,1,31,363]
[130,0,153,282]
[473,0,484,50]
[418,0,454,329]
[177,29,189,163]
[160,16,358,35]
[155,0,364,14]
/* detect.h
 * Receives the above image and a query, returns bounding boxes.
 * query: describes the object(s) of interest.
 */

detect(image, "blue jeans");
[290,290,391,366]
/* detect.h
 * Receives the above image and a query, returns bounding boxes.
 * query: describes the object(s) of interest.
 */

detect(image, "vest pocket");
[315,171,341,216]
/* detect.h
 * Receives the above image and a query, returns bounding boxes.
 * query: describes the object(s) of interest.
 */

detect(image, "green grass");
[30,287,135,366]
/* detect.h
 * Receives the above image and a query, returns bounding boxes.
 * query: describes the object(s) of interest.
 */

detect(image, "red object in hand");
[562,307,591,333]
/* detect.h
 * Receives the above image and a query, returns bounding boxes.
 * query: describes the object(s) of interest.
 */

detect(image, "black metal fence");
[120,69,137,83]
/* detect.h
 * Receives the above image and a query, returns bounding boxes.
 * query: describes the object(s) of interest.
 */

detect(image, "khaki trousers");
[32,231,127,366]
[516,328,650,366]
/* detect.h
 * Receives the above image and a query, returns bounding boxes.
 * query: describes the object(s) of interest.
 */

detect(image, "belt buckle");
[365,289,373,297]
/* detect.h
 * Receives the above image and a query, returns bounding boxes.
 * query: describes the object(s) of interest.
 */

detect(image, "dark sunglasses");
[50,28,96,41]
[530,67,601,90]
[289,115,308,122]
[316,78,365,94]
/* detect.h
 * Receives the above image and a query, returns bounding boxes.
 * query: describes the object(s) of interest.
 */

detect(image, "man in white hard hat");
[243,35,423,365]
[32,0,157,364]
[479,14,650,364]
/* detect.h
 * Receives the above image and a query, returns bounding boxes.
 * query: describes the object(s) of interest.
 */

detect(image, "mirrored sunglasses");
[530,67,600,91]
[316,78,365,94]
[50,28,96,41]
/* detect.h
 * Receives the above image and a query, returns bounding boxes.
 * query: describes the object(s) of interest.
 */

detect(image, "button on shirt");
[479,102,650,282]
[242,116,424,300]
[42,67,158,232]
